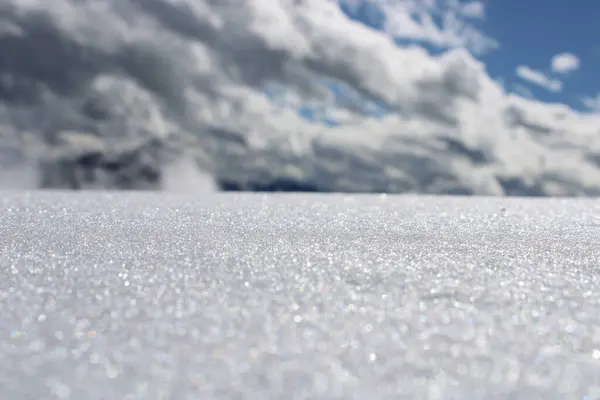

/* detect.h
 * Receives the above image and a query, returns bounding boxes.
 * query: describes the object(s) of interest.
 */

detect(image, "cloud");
[514,53,579,97]
[2,0,600,195]
[512,83,534,99]
[551,52,580,74]
[459,1,486,19]
[345,0,497,54]
[515,66,563,92]
[582,94,600,112]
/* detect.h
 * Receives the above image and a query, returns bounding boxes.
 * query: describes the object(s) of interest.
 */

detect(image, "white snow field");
[1,191,600,399]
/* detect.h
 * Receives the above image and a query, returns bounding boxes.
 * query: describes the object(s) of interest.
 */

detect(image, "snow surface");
[1,0,600,195]
[2,191,600,399]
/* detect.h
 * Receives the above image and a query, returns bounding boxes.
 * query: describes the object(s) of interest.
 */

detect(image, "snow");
[1,191,600,398]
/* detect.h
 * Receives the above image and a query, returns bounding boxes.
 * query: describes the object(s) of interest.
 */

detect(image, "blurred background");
[1,0,599,196]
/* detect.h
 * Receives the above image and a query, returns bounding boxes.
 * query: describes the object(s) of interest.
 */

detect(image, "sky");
[4,0,600,196]
[342,0,600,111]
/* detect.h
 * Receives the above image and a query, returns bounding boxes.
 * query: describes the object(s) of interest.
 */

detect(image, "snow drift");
[1,0,600,195]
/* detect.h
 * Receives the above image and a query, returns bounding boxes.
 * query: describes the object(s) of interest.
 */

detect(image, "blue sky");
[340,0,600,111]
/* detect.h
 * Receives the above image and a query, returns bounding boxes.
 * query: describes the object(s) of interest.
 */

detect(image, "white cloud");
[512,84,534,99]
[2,0,600,195]
[582,94,600,112]
[344,0,497,54]
[515,65,563,92]
[513,52,579,97]
[551,52,580,74]
[459,1,486,19]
